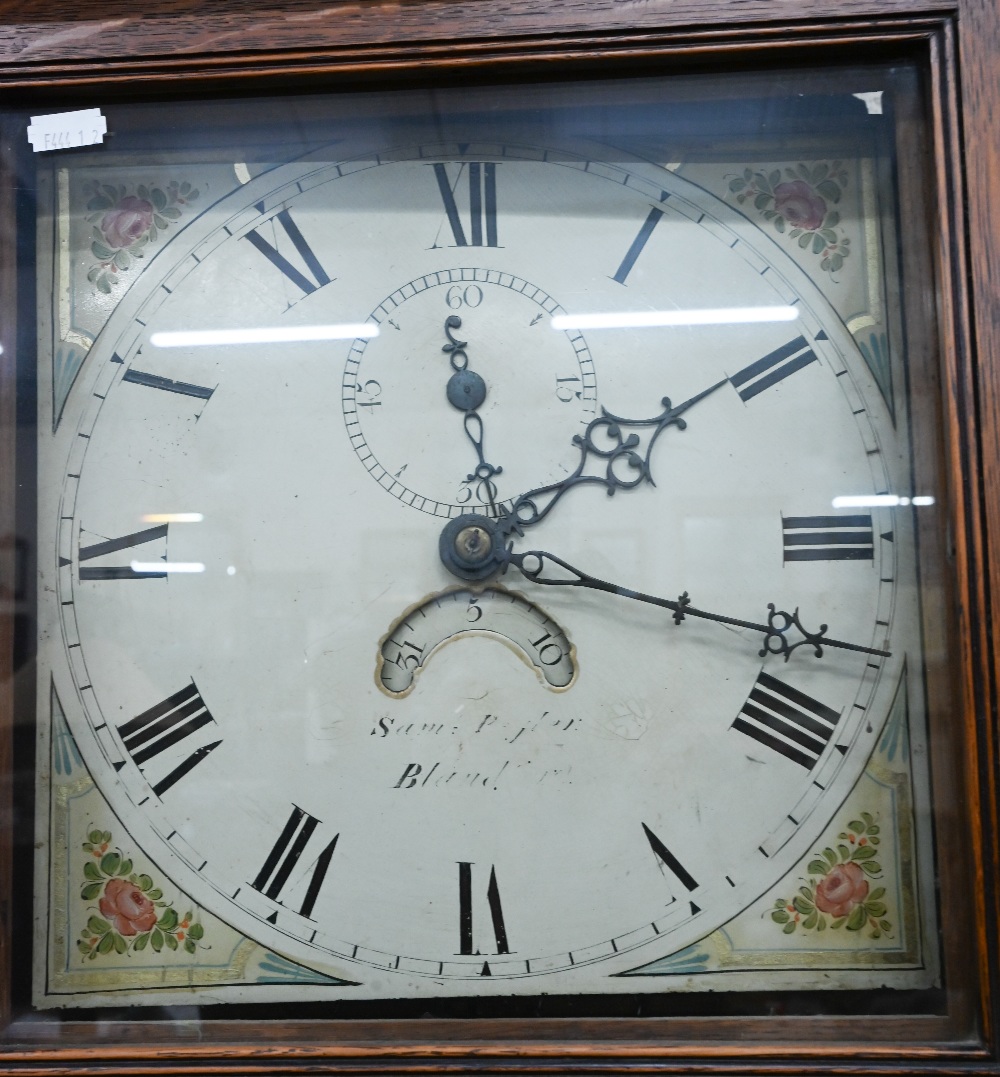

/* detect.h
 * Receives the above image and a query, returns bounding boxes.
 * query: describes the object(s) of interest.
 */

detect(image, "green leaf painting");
[727,161,851,277]
[81,179,199,295]
[771,812,892,940]
[77,829,206,961]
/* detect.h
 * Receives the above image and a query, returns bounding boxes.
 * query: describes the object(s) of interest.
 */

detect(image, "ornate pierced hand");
[496,377,729,539]
[438,379,733,582]
[503,547,891,660]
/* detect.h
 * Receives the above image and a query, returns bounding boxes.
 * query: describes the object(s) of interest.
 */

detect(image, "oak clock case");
[27,78,943,1012]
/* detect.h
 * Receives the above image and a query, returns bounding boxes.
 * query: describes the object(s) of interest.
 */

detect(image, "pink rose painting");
[727,161,850,275]
[772,179,827,230]
[771,812,891,939]
[99,877,157,936]
[78,829,204,959]
[83,179,199,294]
[813,861,869,918]
[100,195,154,249]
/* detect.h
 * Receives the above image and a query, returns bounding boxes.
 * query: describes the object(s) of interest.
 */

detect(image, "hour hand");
[504,547,891,661]
[497,378,728,539]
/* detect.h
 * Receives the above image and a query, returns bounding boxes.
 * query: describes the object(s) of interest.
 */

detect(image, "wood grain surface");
[0,117,18,1034]
[0,0,951,66]
[957,0,1000,1055]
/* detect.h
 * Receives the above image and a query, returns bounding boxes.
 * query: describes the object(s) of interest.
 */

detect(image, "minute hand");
[497,378,728,538]
[505,548,892,661]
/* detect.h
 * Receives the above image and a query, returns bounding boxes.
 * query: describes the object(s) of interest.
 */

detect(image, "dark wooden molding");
[953,0,1000,1057]
[0,16,950,88]
[0,0,955,67]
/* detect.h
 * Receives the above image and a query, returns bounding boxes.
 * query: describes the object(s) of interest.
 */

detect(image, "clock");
[1,6,997,1073]
[35,86,931,998]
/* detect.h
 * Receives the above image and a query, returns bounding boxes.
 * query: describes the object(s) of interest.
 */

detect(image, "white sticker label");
[27,108,107,153]
[852,91,884,115]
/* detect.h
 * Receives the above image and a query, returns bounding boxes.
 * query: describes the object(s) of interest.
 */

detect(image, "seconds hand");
[442,314,502,514]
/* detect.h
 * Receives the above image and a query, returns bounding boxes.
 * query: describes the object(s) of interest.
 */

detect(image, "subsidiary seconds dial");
[343,270,597,518]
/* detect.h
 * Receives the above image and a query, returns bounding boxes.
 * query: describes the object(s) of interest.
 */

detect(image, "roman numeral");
[782,514,875,562]
[611,207,664,284]
[122,369,215,399]
[733,672,841,769]
[432,163,498,247]
[458,861,510,956]
[116,682,221,796]
[244,205,332,295]
[77,523,168,581]
[252,806,338,920]
[730,336,818,402]
[642,823,699,905]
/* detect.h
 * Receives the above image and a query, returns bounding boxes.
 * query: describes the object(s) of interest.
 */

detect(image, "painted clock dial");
[47,138,908,997]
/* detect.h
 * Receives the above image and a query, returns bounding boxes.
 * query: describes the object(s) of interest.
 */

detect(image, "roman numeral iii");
[732,672,841,770]
[432,163,498,247]
[782,514,875,562]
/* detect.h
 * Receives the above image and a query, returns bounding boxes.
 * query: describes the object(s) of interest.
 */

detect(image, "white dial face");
[47,139,909,997]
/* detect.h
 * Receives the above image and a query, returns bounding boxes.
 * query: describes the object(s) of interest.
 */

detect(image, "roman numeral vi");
[458,861,510,958]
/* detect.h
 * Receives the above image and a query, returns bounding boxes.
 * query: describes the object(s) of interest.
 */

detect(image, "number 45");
[555,375,582,402]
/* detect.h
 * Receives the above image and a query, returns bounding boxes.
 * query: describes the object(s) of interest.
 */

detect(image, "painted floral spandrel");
[727,162,851,276]
[83,181,199,294]
[78,830,205,959]
[771,813,892,939]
